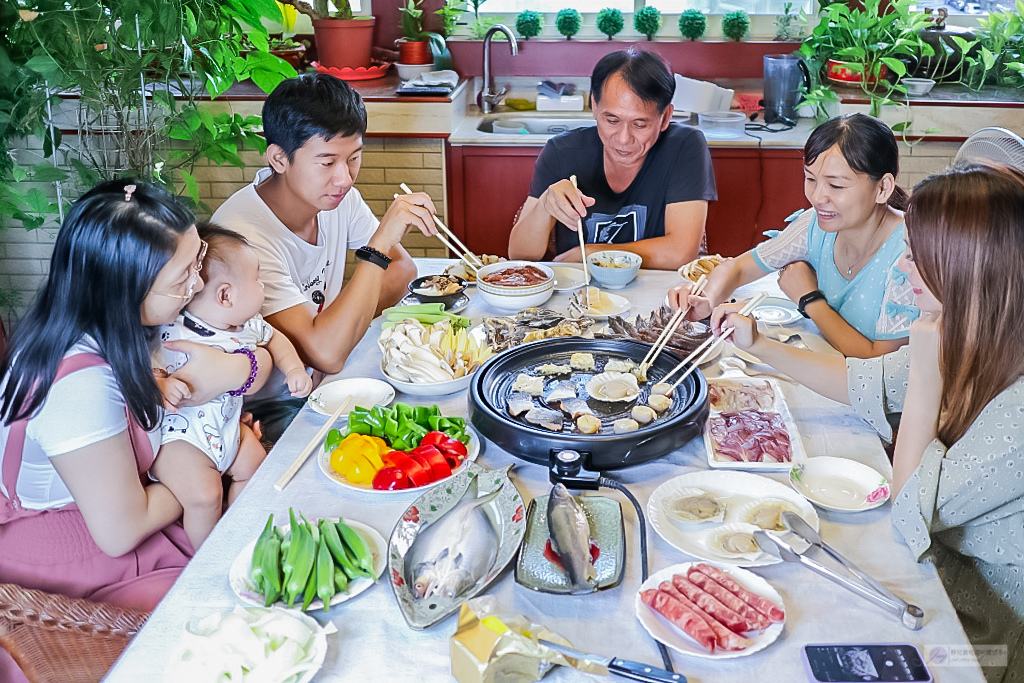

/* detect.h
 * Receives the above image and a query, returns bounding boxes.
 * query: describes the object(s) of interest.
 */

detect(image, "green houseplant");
[436,0,467,38]
[398,0,435,65]
[556,8,582,40]
[597,8,624,40]
[634,6,662,41]
[0,0,292,235]
[774,2,804,42]
[515,9,543,40]
[678,10,706,42]
[278,0,376,69]
[722,10,750,41]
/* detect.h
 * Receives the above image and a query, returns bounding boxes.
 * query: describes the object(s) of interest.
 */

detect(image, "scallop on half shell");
[664,487,727,526]
[702,522,765,562]
[585,372,641,402]
[734,499,803,532]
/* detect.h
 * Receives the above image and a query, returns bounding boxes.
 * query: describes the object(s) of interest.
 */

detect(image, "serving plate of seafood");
[483,308,596,353]
[635,561,785,659]
[648,470,819,567]
[387,462,526,630]
[515,484,625,595]
[704,378,808,472]
[469,338,709,470]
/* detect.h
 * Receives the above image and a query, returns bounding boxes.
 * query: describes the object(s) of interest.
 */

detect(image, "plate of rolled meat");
[635,561,785,658]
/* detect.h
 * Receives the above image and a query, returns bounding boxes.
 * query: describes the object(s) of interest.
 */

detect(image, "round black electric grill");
[468,338,708,470]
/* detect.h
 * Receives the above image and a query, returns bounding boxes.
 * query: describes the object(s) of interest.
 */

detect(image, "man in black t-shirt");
[508,48,717,270]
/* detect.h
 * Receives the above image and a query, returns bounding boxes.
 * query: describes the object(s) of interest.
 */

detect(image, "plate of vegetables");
[229,509,386,612]
[317,402,479,493]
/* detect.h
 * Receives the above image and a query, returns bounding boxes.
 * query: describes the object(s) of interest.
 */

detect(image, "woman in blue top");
[669,113,917,358]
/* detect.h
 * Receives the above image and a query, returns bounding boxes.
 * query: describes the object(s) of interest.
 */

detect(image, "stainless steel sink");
[476,116,596,135]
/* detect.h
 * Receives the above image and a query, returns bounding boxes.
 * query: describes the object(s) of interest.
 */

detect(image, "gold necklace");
[839,214,886,277]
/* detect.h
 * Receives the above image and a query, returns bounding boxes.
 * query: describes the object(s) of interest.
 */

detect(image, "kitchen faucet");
[480,24,518,114]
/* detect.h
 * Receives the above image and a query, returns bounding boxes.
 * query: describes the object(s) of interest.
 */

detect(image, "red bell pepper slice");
[421,431,448,447]
[372,466,410,490]
[382,450,431,488]
[419,432,468,459]
[410,444,452,480]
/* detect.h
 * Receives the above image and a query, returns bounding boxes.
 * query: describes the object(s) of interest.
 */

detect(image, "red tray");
[312,60,391,81]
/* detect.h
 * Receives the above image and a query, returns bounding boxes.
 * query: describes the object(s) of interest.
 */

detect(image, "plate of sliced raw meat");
[635,561,785,659]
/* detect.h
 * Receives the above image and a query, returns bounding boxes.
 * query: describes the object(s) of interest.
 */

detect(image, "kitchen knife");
[538,639,686,683]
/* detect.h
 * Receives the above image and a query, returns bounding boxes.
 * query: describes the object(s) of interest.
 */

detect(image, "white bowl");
[396,62,434,81]
[475,260,555,311]
[901,77,935,97]
[587,250,641,289]
[789,456,891,512]
[381,361,474,396]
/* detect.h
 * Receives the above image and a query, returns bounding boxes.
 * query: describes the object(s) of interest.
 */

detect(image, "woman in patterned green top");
[713,163,1024,683]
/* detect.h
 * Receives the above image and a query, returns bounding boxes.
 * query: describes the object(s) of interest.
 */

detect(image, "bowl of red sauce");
[476,261,555,311]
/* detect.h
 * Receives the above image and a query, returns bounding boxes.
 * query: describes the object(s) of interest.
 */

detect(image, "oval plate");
[648,470,818,567]
[569,290,631,320]
[387,462,526,630]
[398,291,471,314]
[308,377,395,417]
[634,561,785,659]
[789,456,891,512]
[228,518,386,611]
[515,493,625,594]
[317,425,482,495]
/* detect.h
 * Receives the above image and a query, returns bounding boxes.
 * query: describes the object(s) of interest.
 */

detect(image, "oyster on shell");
[586,372,641,402]
[665,489,727,525]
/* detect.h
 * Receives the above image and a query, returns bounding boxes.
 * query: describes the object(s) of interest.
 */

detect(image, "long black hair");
[804,113,909,211]
[1,180,195,430]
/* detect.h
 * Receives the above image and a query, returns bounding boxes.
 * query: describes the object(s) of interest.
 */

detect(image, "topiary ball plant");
[678,9,706,41]
[596,8,624,40]
[633,6,662,41]
[515,9,543,40]
[722,10,750,41]
[555,8,582,40]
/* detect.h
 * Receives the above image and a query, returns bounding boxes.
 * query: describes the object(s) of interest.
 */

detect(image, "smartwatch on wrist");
[355,245,392,270]
[797,289,827,318]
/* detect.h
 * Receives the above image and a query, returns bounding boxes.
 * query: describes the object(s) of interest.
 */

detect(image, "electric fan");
[953,127,1024,171]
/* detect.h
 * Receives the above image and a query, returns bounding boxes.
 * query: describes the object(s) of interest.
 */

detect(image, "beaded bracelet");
[229,347,258,397]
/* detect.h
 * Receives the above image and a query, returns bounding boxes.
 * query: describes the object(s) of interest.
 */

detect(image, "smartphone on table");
[803,644,933,682]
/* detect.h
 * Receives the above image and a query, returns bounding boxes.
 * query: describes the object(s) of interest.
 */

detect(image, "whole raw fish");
[547,483,596,593]
[407,475,502,600]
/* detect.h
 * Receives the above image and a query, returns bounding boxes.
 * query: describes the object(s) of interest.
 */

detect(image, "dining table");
[105,260,986,682]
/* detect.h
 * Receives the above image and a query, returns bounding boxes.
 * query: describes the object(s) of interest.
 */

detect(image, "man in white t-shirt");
[212,73,438,441]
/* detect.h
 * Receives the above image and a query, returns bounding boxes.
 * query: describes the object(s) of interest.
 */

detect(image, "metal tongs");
[754,511,925,630]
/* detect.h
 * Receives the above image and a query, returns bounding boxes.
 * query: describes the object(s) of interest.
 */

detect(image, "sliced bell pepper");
[410,444,452,480]
[372,467,410,490]
[333,451,377,485]
[382,450,432,488]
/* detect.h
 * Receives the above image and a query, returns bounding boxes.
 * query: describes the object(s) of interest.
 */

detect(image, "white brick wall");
[0,136,449,324]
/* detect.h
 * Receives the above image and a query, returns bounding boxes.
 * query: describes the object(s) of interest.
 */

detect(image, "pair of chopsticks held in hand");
[395,183,482,276]
[646,289,769,395]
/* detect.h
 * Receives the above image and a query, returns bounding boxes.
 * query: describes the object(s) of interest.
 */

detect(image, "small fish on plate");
[547,484,597,593]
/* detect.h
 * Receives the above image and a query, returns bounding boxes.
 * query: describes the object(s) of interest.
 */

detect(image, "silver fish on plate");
[388,463,526,630]
[547,483,597,593]
[525,406,564,431]
[406,476,501,601]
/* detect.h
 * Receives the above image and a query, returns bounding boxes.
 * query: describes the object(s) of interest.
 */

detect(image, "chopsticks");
[568,175,591,308]
[398,184,483,272]
[640,274,707,372]
[274,395,353,492]
[665,292,768,394]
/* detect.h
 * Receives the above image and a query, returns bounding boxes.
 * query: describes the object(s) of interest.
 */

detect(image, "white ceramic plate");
[634,562,785,659]
[317,425,481,495]
[570,290,631,320]
[308,378,395,417]
[751,297,802,326]
[704,377,809,472]
[648,470,818,567]
[397,291,471,314]
[228,518,386,611]
[789,456,891,512]
[551,266,587,292]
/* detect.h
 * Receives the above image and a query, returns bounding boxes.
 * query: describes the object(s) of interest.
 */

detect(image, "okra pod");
[250,514,275,587]
[301,558,319,611]
[262,530,283,594]
[316,536,335,611]
[337,519,376,580]
[285,523,315,606]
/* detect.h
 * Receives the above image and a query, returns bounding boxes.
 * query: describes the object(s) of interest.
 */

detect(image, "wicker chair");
[0,583,149,683]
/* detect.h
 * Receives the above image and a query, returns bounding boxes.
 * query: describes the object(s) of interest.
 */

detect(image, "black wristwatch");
[355,245,392,270]
[797,289,827,318]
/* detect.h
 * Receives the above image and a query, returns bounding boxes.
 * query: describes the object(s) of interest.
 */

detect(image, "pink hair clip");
[124,184,137,202]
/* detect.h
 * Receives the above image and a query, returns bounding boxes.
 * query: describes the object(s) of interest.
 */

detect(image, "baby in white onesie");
[152,222,312,549]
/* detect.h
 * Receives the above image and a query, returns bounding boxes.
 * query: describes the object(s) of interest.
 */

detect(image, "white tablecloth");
[106,261,984,682]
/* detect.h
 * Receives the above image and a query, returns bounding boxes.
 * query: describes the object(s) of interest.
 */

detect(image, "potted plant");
[800,0,934,115]
[516,10,543,40]
[278,0,376,70]
[597,8,624,41]
[267,1,307,69]
[634,6,662,41]
[556,9,582,40]
[398,0,434,65]
[722,10,750,42]
[678,10,706,42]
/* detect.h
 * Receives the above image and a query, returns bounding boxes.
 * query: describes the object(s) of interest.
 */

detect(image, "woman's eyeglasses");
[153,239,208,300]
